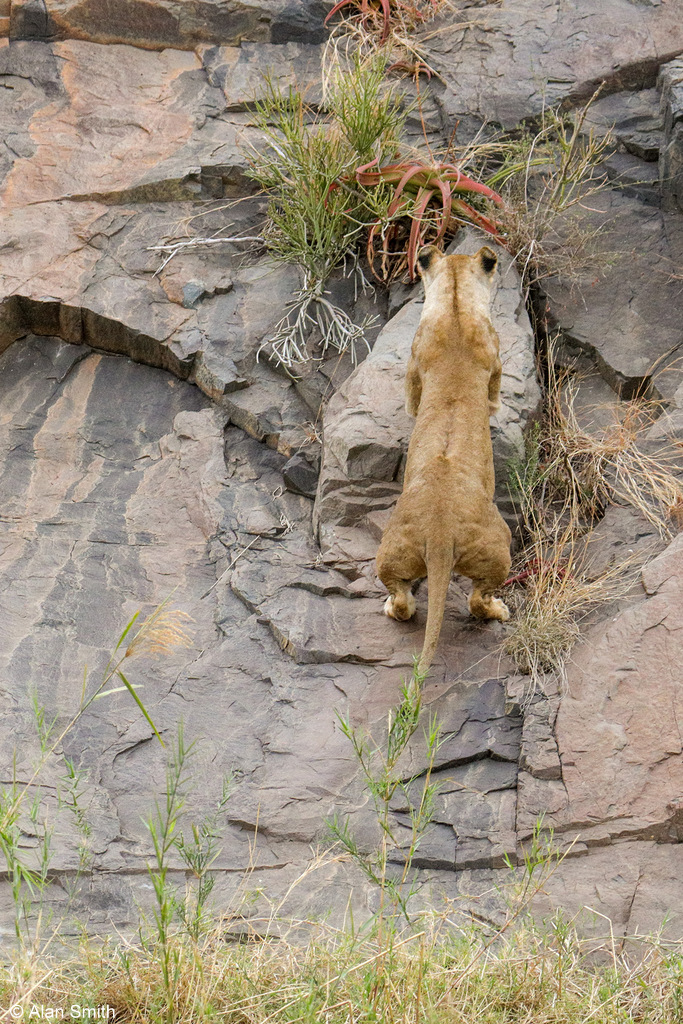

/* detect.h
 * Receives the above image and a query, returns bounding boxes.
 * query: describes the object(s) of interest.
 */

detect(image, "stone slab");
[5,0,329,48]
[426,0,683,131]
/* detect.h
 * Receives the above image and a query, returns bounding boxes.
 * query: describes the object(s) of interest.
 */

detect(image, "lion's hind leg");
[376,527,425,622]
[459,511,511,622]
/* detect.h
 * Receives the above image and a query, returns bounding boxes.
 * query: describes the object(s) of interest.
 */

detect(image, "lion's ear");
[478,246,498,275]
[417,245,441,276]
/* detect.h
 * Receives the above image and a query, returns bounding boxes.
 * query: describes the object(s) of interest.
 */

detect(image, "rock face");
[660,58,683,212]
[516,535,683,938]
[424,0,683,130]
[519,536,683,848]
[6,0,329,48]
[1,0,683,943]
[544,190,683,402]
[0,334,526,935]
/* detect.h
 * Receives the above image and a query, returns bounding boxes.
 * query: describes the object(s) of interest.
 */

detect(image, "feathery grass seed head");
[125,605,194,661]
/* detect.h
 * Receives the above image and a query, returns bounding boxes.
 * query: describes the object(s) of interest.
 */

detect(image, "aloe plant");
[356,158,505,280]
[325,0,441,43]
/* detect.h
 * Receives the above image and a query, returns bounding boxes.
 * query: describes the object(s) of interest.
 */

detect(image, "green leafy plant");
[172,773,236,942]
[325,47,406,163]
[248,53,506,366]
[141,727,236,1022]
[0,761,54,949]
[143,727,192,1024]
[327,667,441,931]
[248,58,401,369]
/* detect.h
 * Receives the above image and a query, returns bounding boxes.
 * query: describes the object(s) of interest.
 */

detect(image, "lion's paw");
[489,597,510,622]
[384,592,416,621]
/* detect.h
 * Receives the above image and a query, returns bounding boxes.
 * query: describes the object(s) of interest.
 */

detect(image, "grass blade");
[114,610,141,653]
[117,670,164,747]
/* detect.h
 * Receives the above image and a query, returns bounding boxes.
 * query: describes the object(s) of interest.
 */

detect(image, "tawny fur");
[376,245,511,675]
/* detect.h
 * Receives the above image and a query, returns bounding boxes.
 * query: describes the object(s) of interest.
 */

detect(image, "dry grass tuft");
[538,357,683,538]
[4,911,683,1024]
[503,345,683,680]
[503,515,638,678]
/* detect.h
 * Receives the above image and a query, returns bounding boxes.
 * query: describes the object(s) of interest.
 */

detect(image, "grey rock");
[621,130,663,163]
[659,58,683,212]
[516,773,570,842]
[201,42,325,111]
[579,504,665,579]
[388,761,518,870]
[433,678,522,767]
[0,39,254,207]
[538,843,683,942]
[387,278,418,319]
[520,701,562,781]
[603,151,661,205]
[426,0,683,131]
[544,190,683,402]
[221,369,314,455]
[282,452,319,498]
[192,350,248,403]
[182,281,209,308]
[260,589,419,664]
[585,88,664,161]
[9,0,49,39]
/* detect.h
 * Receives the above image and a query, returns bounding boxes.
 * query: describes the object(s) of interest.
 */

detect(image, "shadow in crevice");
[0,293,195,380]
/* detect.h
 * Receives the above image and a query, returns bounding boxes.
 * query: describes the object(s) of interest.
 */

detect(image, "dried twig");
[147,235,265,274]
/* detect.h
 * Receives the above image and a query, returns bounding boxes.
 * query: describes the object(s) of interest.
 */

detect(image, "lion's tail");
[417,542,453,676]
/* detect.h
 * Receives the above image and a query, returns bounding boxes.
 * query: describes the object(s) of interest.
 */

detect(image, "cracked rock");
[6,0,329,49]
[660,57,683,212]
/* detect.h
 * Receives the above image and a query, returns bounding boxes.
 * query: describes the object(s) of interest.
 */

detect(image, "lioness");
[376,244,511,675]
